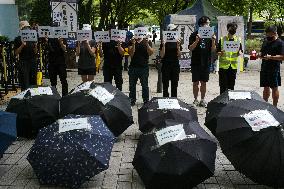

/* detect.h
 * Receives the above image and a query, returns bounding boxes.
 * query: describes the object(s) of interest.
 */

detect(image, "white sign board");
[90,86,114,105]
[77,30,92,41]
[29,87,53,96]
[58,118,91,133]
[94,31,110,43]
[72,81,92,94]
[198,27,214,38]
[38,26,53,38]
[134,27,148,39]
[111,29,126,42]
[223,41,240,53]
[53,27,68,38]
[158,99,181,110]
[12,90,27,99]
[163,31,180,42]
[20,30,38,42]
[155,124,187,146]
[243,110,280,131]
[228,91,252,100]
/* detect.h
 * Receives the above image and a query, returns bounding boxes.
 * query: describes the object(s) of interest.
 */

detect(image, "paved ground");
[1,41,284,189]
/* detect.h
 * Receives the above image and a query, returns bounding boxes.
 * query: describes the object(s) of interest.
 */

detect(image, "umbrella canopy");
[133,120,217,189]
[0,111,17,158]
[60,82,133,136]
[138,97,198,133]
[215,99,284,187]
[205,90,264,135]
[27,114,116,188]
[6,86,60,138]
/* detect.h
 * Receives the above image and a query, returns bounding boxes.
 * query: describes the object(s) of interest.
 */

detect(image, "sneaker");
[199,99,207,108]
[193,99,199,106]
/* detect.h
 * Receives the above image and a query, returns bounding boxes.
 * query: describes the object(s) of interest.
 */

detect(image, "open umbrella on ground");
[6,86,60,138]
[60,82,133,136]
[27,114,116,189]
[133,120,217,189]
[138,97,198,133]
[0,111,17,158]
[215,99,284,187]
[205,90,264,135]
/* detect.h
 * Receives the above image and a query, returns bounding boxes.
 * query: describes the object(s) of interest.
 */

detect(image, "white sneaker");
[199,99,207,108]
[193,99,199,106]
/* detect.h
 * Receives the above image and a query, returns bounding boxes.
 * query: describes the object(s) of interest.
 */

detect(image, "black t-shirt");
[14,36,37,60]
[47,38,65,64]
[130,40,152,68]
[189,31,213,67]
[159,42,181,65]
[78,40,96,69]
[261,38,284,72]
[102,40,123,69]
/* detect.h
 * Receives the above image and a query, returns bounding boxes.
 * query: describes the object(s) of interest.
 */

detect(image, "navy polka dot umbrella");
[27,115,116,188]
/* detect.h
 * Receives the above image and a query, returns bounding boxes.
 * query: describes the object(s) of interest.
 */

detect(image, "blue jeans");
[128,67,149,103]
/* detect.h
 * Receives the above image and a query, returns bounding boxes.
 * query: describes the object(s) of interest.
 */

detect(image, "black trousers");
[18,59,37,91]
[162,64,180,97]
[103,67,123,91]
[219,67,237,94]
[48,63,68,96]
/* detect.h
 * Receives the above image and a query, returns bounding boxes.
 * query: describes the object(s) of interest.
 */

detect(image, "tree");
[15,0,35,21]
[30,0,52,25]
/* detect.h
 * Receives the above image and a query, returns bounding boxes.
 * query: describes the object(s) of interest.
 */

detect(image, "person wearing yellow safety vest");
[217,22,243,94]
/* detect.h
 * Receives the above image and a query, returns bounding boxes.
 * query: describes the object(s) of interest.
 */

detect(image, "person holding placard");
[45,31,68,96]
[259,25,284,106]
[14,21,38,91]
[189,16,216,107]
[128,25,154,106]
[76,24,97,82]
[160,24,182,97]
[101,26,125,91]
[217,22,243,94]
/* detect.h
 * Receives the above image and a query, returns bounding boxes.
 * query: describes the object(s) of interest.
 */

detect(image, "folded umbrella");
[215,99,284,187]
[205,90,264,135]
[138,97,198,133]
[133,120,217,189]
[6,86,60,138]
[60,82,133,136]
[0,111,17,158]
[27,114,116,188]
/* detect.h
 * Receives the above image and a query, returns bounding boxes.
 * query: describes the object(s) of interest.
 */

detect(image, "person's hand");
[177,39,181,47]
[238,50,243,56]
[130,38,136,45]
[117,41,122,47]
[161,40,165,46]
[212,34,216,41]
[218,50,225,56]
[21,40,26,46]
[58,37,64,44]
[195,34,201,42]
[142,37,149,45]
[44,36,48,42]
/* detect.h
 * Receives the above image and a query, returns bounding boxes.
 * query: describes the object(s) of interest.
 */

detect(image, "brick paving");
[1,61,284,189]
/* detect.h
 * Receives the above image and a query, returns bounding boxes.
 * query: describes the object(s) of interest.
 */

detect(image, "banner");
[77,30,92,41]
[163,31,180,42]
[134,27,148,39]
[20,30,38,42]
[198,27,214,38]
[53,26,68,38]
[94,31,110,43]
[111,29,126,42]
[38,26,53,38]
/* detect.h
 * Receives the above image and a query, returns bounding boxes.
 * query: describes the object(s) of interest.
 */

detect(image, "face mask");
[228,29,236,35]
[266,36,274,41]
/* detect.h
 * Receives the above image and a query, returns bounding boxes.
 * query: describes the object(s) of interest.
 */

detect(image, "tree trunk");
[247,6,253,38]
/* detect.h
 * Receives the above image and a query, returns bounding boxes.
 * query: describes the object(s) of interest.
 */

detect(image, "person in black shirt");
[45,36,68,96]
[188,16,216,107]
[102,32,125,91]
[259,25,284,106]
[14,21,38,91]
[128,25,154,106]
[160,24,182,97]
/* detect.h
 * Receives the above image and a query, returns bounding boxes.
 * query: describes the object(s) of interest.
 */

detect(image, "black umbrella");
[133,120,217,189]
[205,90,264,135]
[0,111,17,158]
[215,99,284,187]
[60,82,133,137]
[138,97,198,133]
[27,114,116,189]
[6,86,60,138]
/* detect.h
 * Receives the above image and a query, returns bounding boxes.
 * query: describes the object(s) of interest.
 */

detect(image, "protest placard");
[77,30,92,41]
[20,30,38,42]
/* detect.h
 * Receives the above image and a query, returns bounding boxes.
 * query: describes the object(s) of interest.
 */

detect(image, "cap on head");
[19,21,30,30]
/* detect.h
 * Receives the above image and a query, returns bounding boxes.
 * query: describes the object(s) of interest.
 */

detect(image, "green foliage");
[15,0,35,21]
[30,0,52,25]
[0,36,9,42]
[245,39,262,53]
